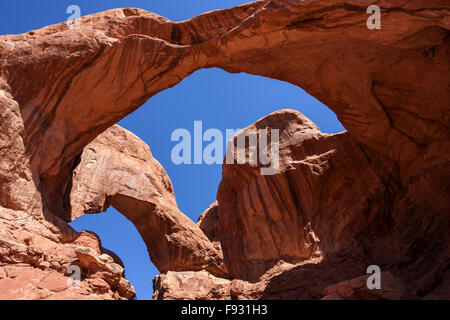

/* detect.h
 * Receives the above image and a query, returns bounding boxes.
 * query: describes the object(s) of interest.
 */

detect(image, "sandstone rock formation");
[0,213,135,299]
[0,0,448,299]
[321,272,406,300]
[70,125,227,277]
[202,109,385,282]
[160,108,435,300]
[153,270,232,300]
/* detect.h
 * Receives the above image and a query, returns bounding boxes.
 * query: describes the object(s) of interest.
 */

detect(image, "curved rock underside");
[70,125,228,277]
[0,0,449,299]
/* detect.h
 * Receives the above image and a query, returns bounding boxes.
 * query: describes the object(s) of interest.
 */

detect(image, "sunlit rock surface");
[0,0,448,299]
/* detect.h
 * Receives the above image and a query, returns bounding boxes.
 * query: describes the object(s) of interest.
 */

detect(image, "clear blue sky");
[0,1,345,300]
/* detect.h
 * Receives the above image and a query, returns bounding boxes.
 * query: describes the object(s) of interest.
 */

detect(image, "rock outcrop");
[0,211,135,299]
[202,110,387,282]
[0,0,448,299]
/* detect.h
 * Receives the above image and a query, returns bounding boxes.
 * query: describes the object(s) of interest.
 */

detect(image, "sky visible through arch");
[0,1,345,300]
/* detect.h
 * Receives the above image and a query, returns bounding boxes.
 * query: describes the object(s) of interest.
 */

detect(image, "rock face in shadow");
[321,272,406,300]
[0,0,448,299]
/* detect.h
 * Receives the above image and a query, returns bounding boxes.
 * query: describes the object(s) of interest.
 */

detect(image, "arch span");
[70,125,228,277]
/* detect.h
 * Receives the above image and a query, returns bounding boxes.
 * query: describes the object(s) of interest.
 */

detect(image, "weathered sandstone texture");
[71,125,227,277]
[0,0,448,299]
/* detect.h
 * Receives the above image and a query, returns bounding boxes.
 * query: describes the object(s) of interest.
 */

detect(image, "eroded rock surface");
[71,125,228,276]
[0,0,448,299]
[206,110,386,282]
[153,270,232,300]
[0,207,135,299]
